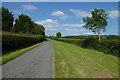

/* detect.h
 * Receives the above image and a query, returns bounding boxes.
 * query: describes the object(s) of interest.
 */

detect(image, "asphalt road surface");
[2,41,54,78]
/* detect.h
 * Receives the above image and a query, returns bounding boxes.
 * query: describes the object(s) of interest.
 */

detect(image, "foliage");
[51,37,83,46]
[13,14,45,36]
[56,32,61,38]
[31,23,45,36]
[83,8,108,41]
[51,35,119,57]
[2,32,45,54]
[2,7,45,36]
[81,37,119,57]
[2,7,46,55]
[13,14,34,33]
[2,7,14,31]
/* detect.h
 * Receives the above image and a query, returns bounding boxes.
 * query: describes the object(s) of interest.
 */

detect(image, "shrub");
[81,37,119,57]
[2,32,45,54]
[52,36,119,57]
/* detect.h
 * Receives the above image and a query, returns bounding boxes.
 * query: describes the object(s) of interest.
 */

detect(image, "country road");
[2,41,54,78]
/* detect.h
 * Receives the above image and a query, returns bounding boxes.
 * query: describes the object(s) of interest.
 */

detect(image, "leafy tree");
[83,8,108,41]
[13,14,34,33]
[0,7,2,31]
[31,23,45,36]
[13,14,45,36]
[56,32,61,38]
[2,7,14,31]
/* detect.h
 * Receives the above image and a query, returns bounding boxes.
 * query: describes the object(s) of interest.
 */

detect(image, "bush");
[52,36,119,57]
[51,37,83,46]
[81,37,98,48]
[2,32,45,54]
[81,37,119,57]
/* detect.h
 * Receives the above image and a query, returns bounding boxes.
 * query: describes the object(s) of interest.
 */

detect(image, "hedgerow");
[51,36,119,57]
[81,37,119,57]
[2,32,45,54]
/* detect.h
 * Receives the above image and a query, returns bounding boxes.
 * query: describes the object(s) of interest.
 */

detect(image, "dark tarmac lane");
[2,41,54,78]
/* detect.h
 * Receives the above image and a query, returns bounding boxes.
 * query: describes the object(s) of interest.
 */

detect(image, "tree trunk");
[98,34,101,41]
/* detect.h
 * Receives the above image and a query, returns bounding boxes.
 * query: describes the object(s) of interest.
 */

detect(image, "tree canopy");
[31,23,45,36]
[13,14,45,36]
[56,32,61,38]
[2,7,14,31]
[83,8,108,41]
[14,14,34,33]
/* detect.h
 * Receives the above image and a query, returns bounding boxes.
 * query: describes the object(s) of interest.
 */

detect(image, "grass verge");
[51,40,118,78]
[0,42,44,64]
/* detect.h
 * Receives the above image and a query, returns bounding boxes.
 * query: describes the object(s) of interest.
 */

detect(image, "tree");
[13,14,45,36]
[31,23,45,36]
[14,14,34,33]
[56,32,61,38]
[83,8,108,41]
[2,7,14,31]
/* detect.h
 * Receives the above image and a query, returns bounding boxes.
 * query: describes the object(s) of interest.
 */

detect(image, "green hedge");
[51,38,83,46]
[2,32,45,54]
[51,37,119,57]
[81,37,119,57]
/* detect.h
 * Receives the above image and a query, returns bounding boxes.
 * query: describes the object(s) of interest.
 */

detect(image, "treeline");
[2,7,45,54]
[51,36,120,57]
[2,7,45,35]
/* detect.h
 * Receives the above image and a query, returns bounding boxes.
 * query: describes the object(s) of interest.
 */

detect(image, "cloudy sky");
[3,2,118,36]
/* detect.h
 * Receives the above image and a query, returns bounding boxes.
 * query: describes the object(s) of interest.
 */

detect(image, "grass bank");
[51,40,118,78]
[0,42,43,64]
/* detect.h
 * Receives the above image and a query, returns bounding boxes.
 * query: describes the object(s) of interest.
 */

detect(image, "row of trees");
[2,7,45,36]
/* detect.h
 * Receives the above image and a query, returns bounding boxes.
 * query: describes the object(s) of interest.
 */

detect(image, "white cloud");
[64,28,86,34]
[51,10,68,19]
[69,9,91,17]
[22,4,37,11]
[62,23,84,27]
[51,11,64,16]
[35,19,59,36]
[61,15,68,19]
[36,19,59,28]
[35,19,95,36]
[83,32,94,35]
[69,33,83,36]
[64,28,94,36]
[46,28,58,31]
[109,10,120,19]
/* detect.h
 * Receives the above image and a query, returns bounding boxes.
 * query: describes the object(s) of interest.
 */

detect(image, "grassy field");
[51,40,118,78]
[0,42,43,64]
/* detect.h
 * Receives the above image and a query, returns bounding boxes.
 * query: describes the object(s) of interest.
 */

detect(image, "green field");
[51,40,118,78]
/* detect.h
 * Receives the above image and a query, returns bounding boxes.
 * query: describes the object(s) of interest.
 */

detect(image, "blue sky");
[3,2,118,36]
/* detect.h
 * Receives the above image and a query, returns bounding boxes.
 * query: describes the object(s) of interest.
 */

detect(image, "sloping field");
[51,40,118,78]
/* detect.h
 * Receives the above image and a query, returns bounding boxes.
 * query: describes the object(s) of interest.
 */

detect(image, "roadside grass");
[0,42,44,64]
[51,40,118,78]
